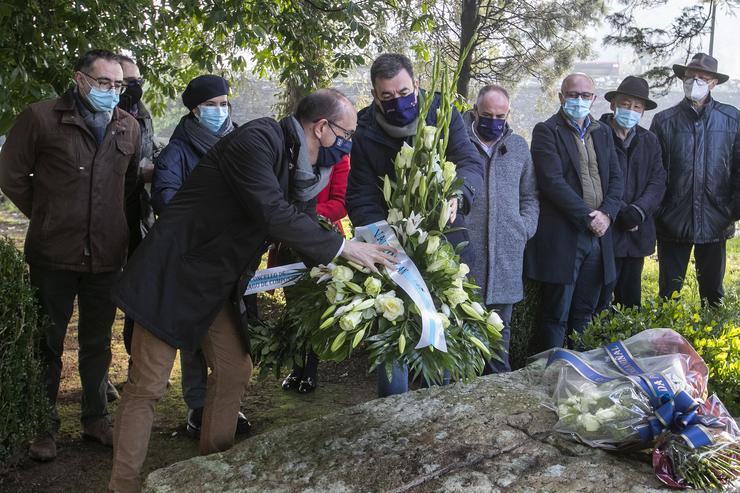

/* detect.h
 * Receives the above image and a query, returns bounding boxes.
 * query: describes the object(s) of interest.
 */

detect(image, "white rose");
[425,235,441,255]
[442,160,456,184]
[339,311,363,331]
[364,277,382,297]
[486,310,505,330]
[443,287,468,307]
[374,291,405,321]
[455,263,470,279]
[331,265,354,282]
[387,208,403,225]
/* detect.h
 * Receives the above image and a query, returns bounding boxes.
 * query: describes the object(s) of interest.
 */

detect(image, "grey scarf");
[182,114,234,156]
[74,88,112,144]
[373,91,426,139]
[290,116,332,202]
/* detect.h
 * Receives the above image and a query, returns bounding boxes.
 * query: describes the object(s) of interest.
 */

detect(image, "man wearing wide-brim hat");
[649,53,740,306]
[596,76,666,311]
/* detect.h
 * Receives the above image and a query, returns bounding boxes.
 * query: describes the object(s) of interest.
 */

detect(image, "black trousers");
[657,240,726,307]
[598,256,645,311]
[29,265,117,430]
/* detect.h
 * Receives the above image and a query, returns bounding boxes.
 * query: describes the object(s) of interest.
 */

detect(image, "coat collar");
[54,89,131,142]
[548,110,611,190]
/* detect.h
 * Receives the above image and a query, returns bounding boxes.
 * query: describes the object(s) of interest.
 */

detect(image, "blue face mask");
[317,134,352,168]
[86,86,120,113]
[476,115,506,141]
[613,107,642,129]
[198,105,229,134]
[562,97,592,121]
[380,92,419,127]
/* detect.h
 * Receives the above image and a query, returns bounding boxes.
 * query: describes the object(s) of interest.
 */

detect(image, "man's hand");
[340,241,397,273]
[448,198,458,224]
[588,210,611,237]
[139,158,155,183]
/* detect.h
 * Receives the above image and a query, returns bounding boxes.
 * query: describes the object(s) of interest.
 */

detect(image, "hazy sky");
[592,0,739,80]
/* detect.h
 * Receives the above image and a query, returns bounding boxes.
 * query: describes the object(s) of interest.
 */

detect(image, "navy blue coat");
[151,118,202,214]
[599,114,666,258]
[525,112,624,285]
[346,92,484,226]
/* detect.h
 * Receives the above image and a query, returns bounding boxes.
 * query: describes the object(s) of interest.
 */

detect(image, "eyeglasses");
[563,91,595,100]
[328,120,355,141]
[80,71,126,94]
[123,77,145,87]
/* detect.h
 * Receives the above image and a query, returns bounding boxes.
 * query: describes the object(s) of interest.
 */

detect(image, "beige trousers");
[109,307,252,492]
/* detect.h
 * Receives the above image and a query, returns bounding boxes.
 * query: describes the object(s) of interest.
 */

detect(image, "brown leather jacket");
[0,90,141,272]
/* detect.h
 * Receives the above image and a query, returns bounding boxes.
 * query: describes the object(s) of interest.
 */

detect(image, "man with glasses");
[0,49,141,461]
[650,53,740,306]
[525,73,623,351]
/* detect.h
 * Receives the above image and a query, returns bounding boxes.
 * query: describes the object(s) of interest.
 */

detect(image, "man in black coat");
[525,73,623,352]
[650,53,740,306]
[109,89,395,492]
[597,76,666,310]
[345,53,484,396]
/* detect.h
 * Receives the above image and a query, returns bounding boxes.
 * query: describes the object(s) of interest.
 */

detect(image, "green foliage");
[575,291,740,416]
[509,279,541,370]
[0,237,49,467]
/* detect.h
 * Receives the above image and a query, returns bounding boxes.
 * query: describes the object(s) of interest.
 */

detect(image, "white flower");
[387,208,403,225]
[374,290,405,321]
[362,308,376,320]
[422,125,437,151]
[438,200,450,230]
[411,170,422,194]
[437,312,451,329]
[455,263,470,279]
[580,413,601,432]
[430,158,444,183]
[443,287,468,307]
[405,218,418,237]
[326,283,345,304]
[442,160,456,184]
[416,229,428,244]
[331,265,354,282]
[425,235,441,255]
[470,301,485,317]
[309,266,323,278]
[441,303,451,317]
[339,311,363,331]
[486,310,505,330]
[594,407,618,422]
[364,277,382,297]
[395,142,414,169]
[426,259,446,273]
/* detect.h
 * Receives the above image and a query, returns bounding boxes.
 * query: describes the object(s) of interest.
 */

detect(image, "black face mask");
[118,82,143,113]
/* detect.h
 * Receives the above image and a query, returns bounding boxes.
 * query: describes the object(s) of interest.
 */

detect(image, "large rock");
[145,369,666,492]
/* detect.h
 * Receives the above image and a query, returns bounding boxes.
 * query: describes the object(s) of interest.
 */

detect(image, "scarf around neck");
[290,116,333,202]
[373,91,426,139]
[182,113,234,156]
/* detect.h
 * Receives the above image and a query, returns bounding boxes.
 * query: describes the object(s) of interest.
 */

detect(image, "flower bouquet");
[536,329,739,490]
[250,52,503,385]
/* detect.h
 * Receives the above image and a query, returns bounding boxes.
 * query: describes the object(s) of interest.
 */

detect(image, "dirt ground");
[0,202,380,492]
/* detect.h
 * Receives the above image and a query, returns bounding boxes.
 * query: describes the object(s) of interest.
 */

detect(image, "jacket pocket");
[114,138,135,175]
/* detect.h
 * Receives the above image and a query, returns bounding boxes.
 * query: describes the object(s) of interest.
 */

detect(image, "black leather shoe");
[297,376,317,393]
[186,407,203,438]
[235,411,252,436]
[281,370,301,391]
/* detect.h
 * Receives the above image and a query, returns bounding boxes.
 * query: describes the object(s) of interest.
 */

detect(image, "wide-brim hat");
[604,75,658,110]
[672,52,729,84]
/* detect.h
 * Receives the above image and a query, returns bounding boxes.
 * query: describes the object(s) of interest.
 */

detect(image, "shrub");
[509,279,541,370]
[0,237,49,468]
[575,291,740,416]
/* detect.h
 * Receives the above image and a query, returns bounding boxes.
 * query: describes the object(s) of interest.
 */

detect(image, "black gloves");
[617,204,643,230]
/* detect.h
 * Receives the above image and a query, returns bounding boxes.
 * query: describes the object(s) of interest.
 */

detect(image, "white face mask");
[683,78,709,102]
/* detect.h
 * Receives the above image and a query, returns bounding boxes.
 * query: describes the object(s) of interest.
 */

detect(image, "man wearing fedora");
[650,53,740,306]
[597,76,666,310]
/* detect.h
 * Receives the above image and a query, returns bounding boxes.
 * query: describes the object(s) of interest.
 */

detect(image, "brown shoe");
[29,433,57,462]
[82,418,113,447]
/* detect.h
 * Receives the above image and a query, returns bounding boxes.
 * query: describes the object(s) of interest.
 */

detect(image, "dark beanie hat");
[182,75,230,110]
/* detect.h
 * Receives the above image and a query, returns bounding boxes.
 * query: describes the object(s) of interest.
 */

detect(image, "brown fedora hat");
[673,52,729,84]
[604,76,657,110]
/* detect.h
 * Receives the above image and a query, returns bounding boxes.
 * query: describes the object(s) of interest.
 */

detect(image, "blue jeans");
[377,362,450,397]
[537,234,603,352]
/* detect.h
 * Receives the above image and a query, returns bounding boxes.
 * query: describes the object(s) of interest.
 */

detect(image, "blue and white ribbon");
[355,221,446,352]
[244,262,306,295]
[546,340,718,448]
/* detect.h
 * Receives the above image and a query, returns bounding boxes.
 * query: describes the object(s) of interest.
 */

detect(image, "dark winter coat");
[649,97,740,243]
[346,92,484,226]
[0,89,140,272]
[113,117,344,351]
[463,111,539,305]
[598,114,666,258]
[525,111,624,285]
